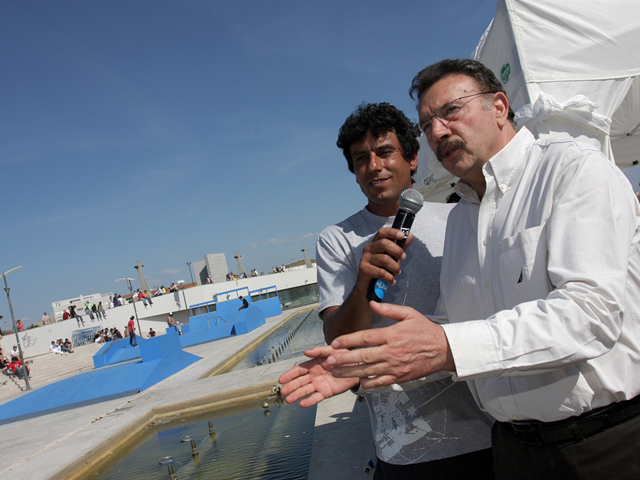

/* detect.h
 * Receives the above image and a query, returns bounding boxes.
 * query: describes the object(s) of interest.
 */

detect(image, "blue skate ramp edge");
[94,338,145,368]
[178,323,235,348]
[0,389,139,426]
[0,349,201,424]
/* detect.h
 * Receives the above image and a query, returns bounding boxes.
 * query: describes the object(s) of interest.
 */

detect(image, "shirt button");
[483,239,488,246]
[484,281,490,288]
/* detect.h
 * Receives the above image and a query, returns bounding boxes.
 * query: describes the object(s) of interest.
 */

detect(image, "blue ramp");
[178,324,235,348]
[93,338,145,368]
[0,334,200,425]
[232,306,266,335]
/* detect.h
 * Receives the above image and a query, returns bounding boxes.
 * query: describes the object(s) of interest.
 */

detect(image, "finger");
[360,375,398,390]
[304,346,335,358]
[278,365,308,385]
[372,252,404,275]
[373,227,407,243]
[360,263,398,287]
[298,392,326,408]
[359,251,402,286]
[280,376,309,396]
[331,358,388,379]
[368,239,407,263]
[283,382,318,404]
[369,301,416,323]
[327,348,385,371]
[330,328,386,351]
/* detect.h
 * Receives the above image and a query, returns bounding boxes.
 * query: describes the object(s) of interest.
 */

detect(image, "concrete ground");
[0,304,376,479]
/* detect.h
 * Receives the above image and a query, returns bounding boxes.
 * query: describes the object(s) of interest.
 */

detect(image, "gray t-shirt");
[317,204,493,464]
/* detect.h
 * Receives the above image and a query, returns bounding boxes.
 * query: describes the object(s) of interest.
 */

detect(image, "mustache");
[436,138,467,162]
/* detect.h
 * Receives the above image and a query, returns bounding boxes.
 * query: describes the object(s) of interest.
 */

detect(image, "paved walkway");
[0,305,376,479]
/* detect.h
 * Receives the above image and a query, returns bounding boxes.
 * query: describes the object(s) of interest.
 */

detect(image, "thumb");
[369,301,415,323]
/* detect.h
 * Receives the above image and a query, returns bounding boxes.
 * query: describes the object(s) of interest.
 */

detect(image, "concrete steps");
[0,342,102,404]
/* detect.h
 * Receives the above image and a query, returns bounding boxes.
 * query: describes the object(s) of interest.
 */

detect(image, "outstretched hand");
[325,301,455,389]
[278,348,359,408]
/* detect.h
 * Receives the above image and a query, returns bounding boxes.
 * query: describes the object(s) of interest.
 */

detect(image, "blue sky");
[2,1,636,328]
[0,0,499,326]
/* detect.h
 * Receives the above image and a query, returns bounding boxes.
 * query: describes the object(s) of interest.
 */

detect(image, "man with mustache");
[282,60,640,479]
[282,102,494,479]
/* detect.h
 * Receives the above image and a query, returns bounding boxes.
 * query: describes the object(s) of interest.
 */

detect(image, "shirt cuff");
[442,320,499,380]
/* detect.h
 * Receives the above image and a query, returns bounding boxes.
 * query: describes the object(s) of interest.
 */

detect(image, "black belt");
[504,394,640,446]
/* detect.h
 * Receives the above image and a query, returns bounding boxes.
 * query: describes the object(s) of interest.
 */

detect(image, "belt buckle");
[509,421,544,446]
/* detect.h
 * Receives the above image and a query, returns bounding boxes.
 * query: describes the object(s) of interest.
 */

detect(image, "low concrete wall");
[1,268,316,357]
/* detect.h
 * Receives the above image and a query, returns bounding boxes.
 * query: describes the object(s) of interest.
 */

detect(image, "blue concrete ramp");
[93,338,145,368]
[178,323,235,348]
[0,334,200,425]
[232,306,266,335]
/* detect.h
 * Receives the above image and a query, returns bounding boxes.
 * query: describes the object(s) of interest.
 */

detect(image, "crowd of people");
[135,289,153,307]
[61,302,107,327]
[152,286,168,296]
[1,345,29,381]
[49,338,74,355]
[93,327,124,344]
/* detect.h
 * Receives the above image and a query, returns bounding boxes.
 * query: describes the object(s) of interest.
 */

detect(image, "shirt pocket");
[498,224,552,307]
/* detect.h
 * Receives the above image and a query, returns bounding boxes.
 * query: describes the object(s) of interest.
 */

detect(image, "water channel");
[80,308,326,479]
[223,308,325,373]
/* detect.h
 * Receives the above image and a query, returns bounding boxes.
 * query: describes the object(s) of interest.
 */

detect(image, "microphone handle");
[366,209,416,302]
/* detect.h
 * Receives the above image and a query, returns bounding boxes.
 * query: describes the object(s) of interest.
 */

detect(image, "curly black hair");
[409,59,515,126]
[337,102,420,176]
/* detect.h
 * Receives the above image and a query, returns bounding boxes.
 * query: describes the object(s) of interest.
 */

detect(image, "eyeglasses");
[420,91,494,134]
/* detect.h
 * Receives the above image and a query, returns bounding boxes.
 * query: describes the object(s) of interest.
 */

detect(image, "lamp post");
[1,265,30,390]
[186,261,194,285]
[177,280,188,311]
[116,278,141,334]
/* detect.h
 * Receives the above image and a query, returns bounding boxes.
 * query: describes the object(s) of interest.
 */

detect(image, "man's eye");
[443,105,460,118]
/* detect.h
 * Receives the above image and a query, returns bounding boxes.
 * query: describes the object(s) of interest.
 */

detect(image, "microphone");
[366,188,424,302]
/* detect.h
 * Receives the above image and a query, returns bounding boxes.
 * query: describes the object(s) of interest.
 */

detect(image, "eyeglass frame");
[420,91,495,134]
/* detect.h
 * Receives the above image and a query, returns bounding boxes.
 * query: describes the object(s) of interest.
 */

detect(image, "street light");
[186,262,194,285]
[1,265,30,390]
[116,278,141,334]
[177,279,188,311]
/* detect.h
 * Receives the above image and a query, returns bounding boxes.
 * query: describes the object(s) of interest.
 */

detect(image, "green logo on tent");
[501,63,511,84]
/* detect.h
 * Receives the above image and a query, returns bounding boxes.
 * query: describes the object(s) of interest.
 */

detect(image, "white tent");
[415,0,640,201]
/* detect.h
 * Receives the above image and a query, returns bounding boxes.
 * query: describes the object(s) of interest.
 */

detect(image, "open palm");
[279,351,359,408]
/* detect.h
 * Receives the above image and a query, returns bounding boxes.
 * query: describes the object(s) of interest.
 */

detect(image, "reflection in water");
[81,309,326,480]
[82,397,317,480]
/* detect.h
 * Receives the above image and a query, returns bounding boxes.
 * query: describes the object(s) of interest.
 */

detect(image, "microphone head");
[399,188,424,214]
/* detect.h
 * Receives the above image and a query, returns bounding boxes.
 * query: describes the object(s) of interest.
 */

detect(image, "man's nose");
[429,116,451,142]
[367,154,382,171]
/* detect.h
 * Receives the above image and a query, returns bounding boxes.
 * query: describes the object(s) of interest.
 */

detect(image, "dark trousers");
[129,333,137,347]
[492,414,640,480]
[374,448,494,480]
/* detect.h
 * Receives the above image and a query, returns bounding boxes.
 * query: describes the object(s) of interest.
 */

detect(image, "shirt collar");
[454,127,535,202]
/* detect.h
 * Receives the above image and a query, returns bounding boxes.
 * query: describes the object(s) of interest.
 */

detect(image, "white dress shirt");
[439,127,640,422]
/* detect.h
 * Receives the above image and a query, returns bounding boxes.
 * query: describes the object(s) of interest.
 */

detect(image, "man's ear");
[494,92,510,128]
[409,152,418,171]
